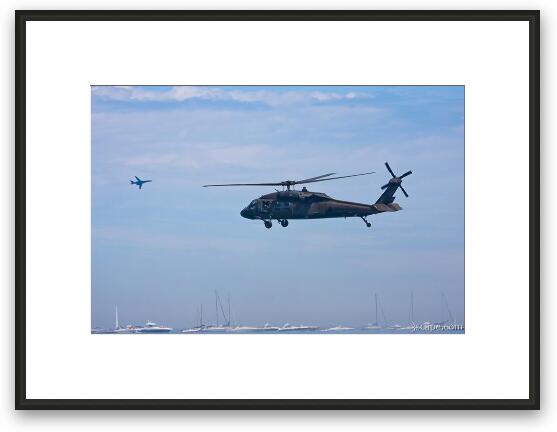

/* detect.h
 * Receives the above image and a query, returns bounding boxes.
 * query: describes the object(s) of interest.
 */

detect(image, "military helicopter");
[203,162,412,229]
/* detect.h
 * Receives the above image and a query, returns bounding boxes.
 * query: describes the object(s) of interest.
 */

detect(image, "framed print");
[15,10,540,409]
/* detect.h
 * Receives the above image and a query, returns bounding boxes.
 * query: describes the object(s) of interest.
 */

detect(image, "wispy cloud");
[121,143,270,170]
[91,85,373,107]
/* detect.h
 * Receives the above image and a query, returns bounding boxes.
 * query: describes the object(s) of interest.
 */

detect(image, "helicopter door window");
[262,201,272,210]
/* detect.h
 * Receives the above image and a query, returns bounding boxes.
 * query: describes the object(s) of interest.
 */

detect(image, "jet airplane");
[130,176,152,189]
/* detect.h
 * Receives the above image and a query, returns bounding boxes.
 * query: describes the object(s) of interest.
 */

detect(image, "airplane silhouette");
[130,176,152,189]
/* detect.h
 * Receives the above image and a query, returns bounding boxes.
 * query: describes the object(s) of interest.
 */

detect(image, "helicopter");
[203,162,412,229]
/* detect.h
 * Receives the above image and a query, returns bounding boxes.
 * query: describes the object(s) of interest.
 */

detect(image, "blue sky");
[91,85,464,329]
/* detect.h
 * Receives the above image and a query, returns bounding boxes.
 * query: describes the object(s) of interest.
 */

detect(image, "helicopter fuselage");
[240,189,401,222]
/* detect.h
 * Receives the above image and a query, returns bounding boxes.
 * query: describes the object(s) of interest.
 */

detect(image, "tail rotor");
[380,162,412,197]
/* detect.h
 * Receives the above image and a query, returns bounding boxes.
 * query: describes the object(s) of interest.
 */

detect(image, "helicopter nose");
[240,208,248,218]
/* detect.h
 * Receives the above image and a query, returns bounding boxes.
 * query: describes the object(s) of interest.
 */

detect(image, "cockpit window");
[249,200,257,208]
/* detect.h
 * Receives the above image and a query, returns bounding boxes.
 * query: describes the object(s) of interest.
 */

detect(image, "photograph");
[91,85,465,335]
[14,7,539,412]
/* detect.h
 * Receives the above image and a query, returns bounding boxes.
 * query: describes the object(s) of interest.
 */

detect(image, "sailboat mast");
[200,304,203,327]
[215,290,219,327]
[228,294,231,327]
[441,293,454,324]
[115,305,119,329]
[374,293,378,325]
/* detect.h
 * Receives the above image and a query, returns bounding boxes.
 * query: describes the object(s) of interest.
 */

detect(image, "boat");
[112,305,132,333]
[136,321,173,333]
[122,324,143,333]
[259,323,281,331]
[278,323,319,332]
[203,325,232,332]
[398,292,418,330]
[226,326,261,332]
[366,293,384,329]
[228,323,281,332]
[181,304,208,333]
[428,293,457,329]
[323,326,353,332]
[181,326,205,333]
[91,327,112,334]
[196,291,235,332]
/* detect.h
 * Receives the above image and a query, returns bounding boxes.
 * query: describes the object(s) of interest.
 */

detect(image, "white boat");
[259,323,281,332]
[366,293,384,329]
[203,325,232,332]
[109,306,135,333]
[278,323,319,332]
[323,326,353,332]
[136,321,173,333]
[181,323,208,333]
[397,292,417,330]
[122,325,143,333]
[182,303,207,333]
[226,324,282,332]
[227,326,261,332]
[181,326,205,333]
[91,327,112,334]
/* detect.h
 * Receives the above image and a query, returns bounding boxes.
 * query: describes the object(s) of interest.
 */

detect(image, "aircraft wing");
[139,183,143,189]
[135,176,141,181]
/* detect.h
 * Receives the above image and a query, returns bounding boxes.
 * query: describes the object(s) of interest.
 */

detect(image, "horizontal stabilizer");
[374,203,402,213]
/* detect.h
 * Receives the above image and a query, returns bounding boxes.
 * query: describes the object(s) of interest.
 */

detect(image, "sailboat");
[398,292,417,330]
[205,290,234,331]
[433,292,455,327]
[113,305,130,333]
[366,293,383,330]
[181,304,207,333]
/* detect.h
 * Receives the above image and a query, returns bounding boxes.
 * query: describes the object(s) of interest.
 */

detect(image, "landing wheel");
[360,216,371,228]
[264,220,272,229]
[280,219,289,227]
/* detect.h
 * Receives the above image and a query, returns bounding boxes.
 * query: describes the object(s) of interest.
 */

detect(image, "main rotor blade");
[297,171,375,184]
[203,171,374,188]
[295,173,336,184]
[381,183,389,190]
[399,170,412,179]
[399,185,409,198]
[203,182,283,187]
[385,162,396,178]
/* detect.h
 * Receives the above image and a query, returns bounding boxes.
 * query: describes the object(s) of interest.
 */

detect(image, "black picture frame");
[15,10,540,410]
